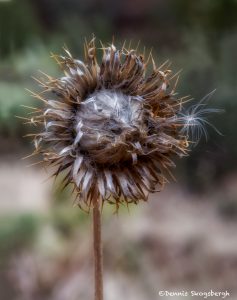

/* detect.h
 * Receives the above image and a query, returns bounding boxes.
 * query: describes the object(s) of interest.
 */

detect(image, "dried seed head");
[25,38,218,209]
[76,89,144,164]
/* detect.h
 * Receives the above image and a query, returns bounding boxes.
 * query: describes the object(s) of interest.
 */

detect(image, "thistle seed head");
[25,38,217,209]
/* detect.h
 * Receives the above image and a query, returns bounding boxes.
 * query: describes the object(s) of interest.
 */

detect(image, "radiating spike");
[73,156,83,180]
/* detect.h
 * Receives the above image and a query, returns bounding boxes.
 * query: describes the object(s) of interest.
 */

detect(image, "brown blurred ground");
[1,159,237,299]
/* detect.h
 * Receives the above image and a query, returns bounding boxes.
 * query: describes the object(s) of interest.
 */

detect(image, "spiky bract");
[26,38,192,209]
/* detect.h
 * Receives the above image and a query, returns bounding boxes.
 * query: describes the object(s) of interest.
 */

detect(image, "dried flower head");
[25,38,217,209]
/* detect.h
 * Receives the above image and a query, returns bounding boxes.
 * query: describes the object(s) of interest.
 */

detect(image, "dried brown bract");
[24,38,212,209]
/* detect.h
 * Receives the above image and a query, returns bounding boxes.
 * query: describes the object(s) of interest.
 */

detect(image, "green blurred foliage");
[0,0,41,56]
[0,214,39,261]
[51,205,88,237]
[174,0,237,34]
[0,207,88,263]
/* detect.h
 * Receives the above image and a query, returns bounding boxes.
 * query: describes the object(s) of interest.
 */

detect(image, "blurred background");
[0,0,237,299]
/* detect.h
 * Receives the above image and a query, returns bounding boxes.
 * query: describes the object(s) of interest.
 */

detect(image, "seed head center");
[75,89,143,163]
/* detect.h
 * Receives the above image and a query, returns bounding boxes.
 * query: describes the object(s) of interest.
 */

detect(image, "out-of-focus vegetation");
[0,1,237,299]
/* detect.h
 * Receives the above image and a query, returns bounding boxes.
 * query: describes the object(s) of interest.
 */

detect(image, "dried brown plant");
[22,37,221,300]
[24,38,217,209]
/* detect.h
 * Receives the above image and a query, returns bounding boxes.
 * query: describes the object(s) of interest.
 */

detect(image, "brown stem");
[93,200,103,300]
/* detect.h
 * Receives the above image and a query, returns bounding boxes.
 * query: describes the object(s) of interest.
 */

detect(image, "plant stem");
[93,200,103,300]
